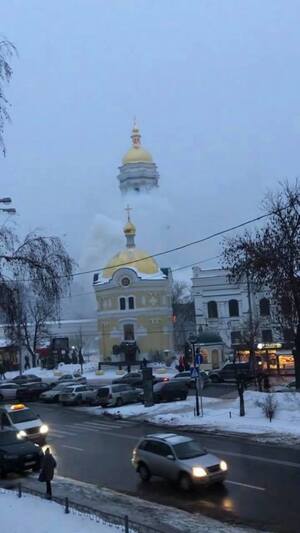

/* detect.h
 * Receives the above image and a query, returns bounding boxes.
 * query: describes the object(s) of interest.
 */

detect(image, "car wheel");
[116,397,123,407]
[77,397,82,405]
[210,375,219,384]
[179,472,193,492]
[0,467,7,479]
[62,402,67,406]
[0,394,3,402]
[138,463,151,482]
[54,395,59,402]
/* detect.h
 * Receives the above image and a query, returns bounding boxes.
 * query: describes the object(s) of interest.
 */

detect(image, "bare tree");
[172,281,196,350]
[0,39,16,155]
[0,228,74,371]
[223,180,300,389]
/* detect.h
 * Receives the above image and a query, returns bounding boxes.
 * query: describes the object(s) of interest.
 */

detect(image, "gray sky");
[1,0,300,290]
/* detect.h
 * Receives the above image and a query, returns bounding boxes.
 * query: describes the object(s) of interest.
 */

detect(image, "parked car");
[59,385,97,406]
[40,383,75,403]
[0,403,48,445]
[174,371,209,389]
[97,384,142,408]
[16,382,51,402]
[272,381,296,393]
[0,382,19,401]
[0,429,43,477]
[132,433,228,491]
[113,372,167,388]
[151,380,188,403]
[50,375,87,387]
[11,374,42,385]
[209,363,252,383]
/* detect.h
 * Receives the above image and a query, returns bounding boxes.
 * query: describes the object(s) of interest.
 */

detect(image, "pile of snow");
[0,489,133,533]
[86,391,300,443]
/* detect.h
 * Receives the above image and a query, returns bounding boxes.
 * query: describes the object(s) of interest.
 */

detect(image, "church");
[93,123,173,363]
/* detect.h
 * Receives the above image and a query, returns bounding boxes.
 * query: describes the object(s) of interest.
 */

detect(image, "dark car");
[16,382,51,402]
[209,363,252,383]
[152,380,188,403]
[0,429,43,477]
[11,374,42,385]
[113,372,167,388]
[174,370,209,389]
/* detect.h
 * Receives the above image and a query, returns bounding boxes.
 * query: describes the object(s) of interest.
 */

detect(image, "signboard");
[190,367,199,378]
[142,367,154,407]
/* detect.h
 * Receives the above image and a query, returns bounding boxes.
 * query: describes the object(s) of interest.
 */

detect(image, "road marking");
[209,448,300,469]
[50,429,77,437]
[70,422,123,430]
[61,445,84,452]
[226,480,265,491]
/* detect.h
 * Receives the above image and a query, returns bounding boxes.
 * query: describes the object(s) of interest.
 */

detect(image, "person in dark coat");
[39,447,57,499]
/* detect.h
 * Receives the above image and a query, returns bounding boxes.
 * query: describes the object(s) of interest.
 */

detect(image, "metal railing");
[7,483,163,533]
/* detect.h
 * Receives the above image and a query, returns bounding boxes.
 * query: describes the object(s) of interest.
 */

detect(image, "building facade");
[191,266,281,352]
[117,122,159,194]
[94,216,173,362]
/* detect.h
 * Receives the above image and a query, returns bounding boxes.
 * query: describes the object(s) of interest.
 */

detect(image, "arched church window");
[207,301,218,318]
[128,296,135,310]
[229,299,239,317]
[260,298,270,316]
[120,297,126,310]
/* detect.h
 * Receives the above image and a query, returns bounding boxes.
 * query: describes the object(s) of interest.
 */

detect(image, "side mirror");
[167,454,175,461]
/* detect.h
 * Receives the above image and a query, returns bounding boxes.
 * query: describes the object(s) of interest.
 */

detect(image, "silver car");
[0,382,19,401]
[40,383,75,402]
[132,433,228,491]
[97,384,142,407]
[59,385,97,405]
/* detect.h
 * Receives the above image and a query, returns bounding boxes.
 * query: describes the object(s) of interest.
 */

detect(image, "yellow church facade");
[94,217,174,363]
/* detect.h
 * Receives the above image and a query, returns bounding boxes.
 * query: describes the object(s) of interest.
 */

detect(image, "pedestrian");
[38,447,57,499]
[24,355,30,370]
[263,374,270,392]
[142,357,147,368]
[0,363,5,380]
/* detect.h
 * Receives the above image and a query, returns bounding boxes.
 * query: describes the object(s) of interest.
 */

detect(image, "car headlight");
[39,424,49,434]
[192,466,207,478]
[17,430,27,439]
[220,460,228,472]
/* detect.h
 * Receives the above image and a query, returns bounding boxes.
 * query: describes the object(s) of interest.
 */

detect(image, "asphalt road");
[9,401,299,533]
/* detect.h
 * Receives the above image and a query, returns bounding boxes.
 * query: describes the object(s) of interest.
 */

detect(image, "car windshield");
[8,408,38,424]
[53,384,72,391]
[0,431,20,445]
[173,440,206,459]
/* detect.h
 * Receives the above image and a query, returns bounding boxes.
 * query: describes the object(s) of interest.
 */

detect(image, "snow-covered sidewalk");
[0,488,132,533]
[1,475,259,533]
[85,391,300,445]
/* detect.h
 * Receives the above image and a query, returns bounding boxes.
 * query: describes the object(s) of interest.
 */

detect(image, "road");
[12,401,300,533]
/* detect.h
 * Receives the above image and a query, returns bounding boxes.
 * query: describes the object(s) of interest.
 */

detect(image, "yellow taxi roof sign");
[10,404,26,411]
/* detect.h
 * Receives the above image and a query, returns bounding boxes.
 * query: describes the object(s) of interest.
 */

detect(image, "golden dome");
[122,121,153,164]
[103,248,159,278]
[122,146,153,164]
[123,220,136,235]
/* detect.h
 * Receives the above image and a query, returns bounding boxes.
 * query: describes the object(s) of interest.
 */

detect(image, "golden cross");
[125,204,132,222]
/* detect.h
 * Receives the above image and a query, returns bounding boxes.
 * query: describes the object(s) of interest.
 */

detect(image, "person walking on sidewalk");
[39,447,57,499]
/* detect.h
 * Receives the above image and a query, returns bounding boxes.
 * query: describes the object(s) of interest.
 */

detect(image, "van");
[0,404,48,444]
[209,362,251,383]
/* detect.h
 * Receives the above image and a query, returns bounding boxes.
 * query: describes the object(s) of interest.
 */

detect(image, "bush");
[261,394,278,422]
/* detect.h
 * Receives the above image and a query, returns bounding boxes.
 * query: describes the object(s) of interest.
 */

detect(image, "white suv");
[59,385,97,405]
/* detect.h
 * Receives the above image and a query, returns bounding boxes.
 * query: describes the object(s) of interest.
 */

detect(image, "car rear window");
[0,431,20,445]
[97,387,110,398]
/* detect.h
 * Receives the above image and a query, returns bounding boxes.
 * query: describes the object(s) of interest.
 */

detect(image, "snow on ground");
[86,391,300,443]
[0,489,131,533]
[4,362,176,383]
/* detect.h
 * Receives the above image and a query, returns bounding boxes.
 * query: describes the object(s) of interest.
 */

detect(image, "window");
[231,331,242,345]
[262,329,273,343]
[121,277,130,287]
[123,324,134,341]
[120,297,126,310]
[207,301,218,318]
[260,298,270,316]
[144,440,172,457]
[283,328,295,341]
[229,299,239,317]
[128,296,135,310]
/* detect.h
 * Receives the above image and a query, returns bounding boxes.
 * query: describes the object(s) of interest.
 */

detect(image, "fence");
[9,483,162,533]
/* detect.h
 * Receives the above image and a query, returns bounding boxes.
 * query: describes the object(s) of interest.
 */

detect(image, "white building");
[191,266,280,352]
